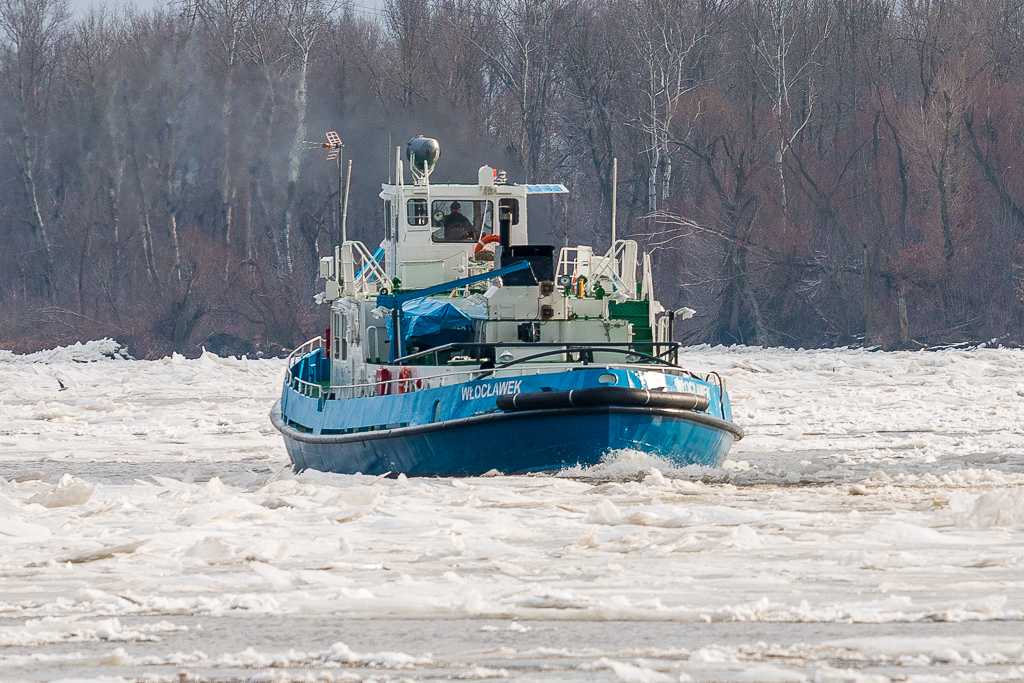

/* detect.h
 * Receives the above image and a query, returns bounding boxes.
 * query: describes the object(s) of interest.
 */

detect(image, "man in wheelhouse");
[441,201,474,240]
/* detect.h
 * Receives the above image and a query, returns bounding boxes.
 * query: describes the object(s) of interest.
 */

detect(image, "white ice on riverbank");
[4,634,1024,682]
[1,340,1023,682]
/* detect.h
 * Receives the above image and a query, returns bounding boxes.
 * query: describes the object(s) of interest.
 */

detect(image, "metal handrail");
[708,371,726,415]
[285,337,323,374]
[393,340,682,366]
[284,337,705,401]
[556,239,637,295]
[350,241,387,292]
[291,364,538,401]
[319,362,702,398]
[587,240,631,292]
[284,337,324,396]
[324,366,492,396]
[491,346,680,371]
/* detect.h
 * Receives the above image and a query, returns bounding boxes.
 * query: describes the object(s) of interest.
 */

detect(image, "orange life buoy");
[397,366,414,394]
[474,234,501,254]
[376,368,391,396]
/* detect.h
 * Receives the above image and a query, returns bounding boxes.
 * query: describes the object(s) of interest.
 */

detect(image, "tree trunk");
[221,59,235,247]
[647,68,659,214]
[963,114,1024,241]
[898,286,910,346]
[864,245,874,342]
[283,50,309,274]
[660,134,671,202]
[16,117,56,300]
[78,220,93,315]
[124,98,158,282]
[937,162,954,260]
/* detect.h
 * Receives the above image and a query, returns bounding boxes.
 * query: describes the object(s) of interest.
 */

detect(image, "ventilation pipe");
[499,203,512,250]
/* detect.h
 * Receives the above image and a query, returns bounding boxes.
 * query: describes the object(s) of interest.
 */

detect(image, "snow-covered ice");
[1,340,1023,682]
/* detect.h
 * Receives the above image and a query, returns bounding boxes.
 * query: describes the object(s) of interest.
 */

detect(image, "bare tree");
[627,0,723,215]
[905,61,968,261]
[378,0,430,108]
[0,0,69,301]
[672,85,775,344]
[467,0,569,182]
[560,0,626,226]
[198,0,251,248]
[748,0,831,221]
[279,0,340,274]
[3,0,1024,355]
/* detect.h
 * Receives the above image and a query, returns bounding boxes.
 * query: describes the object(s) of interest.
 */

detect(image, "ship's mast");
[323,131,343,246]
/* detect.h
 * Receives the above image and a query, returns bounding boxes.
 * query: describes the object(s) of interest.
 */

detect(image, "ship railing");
[322,359,704,400]
[393,340,682,369]
[556,240,638,296]
[341,241,387,297]
[707,371,727,416]
[320,366,530,400]
[285,339,691,401]
[323,366,500,399]
[284,336,327,398]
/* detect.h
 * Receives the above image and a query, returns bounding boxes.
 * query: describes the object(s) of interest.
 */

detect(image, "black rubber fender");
[496,386,709,413]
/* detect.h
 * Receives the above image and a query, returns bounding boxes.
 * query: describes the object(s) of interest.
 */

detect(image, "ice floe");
[1,342,1023,682]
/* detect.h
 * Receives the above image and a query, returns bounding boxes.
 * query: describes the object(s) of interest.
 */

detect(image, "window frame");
[429,199,494,244]
[406,198,428,226]
[498,198,520,225]
[332,312,342,359]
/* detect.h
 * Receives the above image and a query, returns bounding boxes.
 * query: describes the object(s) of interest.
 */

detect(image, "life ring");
[474,234,501,254]
[397,366,414,394]
[376,367,391,396]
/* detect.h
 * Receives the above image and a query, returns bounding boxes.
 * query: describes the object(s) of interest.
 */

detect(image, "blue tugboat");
[271,137,743,475]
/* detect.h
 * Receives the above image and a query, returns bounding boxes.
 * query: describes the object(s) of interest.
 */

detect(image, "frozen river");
[1,340,1022,682]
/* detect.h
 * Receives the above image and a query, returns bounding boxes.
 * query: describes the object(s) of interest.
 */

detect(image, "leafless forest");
[1,0,1022,356]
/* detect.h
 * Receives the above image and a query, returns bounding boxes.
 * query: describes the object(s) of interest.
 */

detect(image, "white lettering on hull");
[678,380,712,400]
[461,380,523,401]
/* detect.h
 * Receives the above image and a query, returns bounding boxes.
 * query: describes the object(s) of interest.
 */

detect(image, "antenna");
[322,131,344,245]
[324,131,342,160]
[611,157,618,250]
[342,159,352,243]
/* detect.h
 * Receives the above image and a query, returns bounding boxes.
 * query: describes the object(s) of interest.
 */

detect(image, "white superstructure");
[310,137,675,400]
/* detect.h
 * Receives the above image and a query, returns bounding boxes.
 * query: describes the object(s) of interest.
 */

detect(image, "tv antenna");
[324,131,342,160]
[320,131,351,244]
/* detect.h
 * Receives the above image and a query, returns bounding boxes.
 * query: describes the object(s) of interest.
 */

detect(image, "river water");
[1,341,1023,682]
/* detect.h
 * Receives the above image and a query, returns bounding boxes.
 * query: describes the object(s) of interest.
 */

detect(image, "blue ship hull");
[274,360,743,475]
[273,402,739,475]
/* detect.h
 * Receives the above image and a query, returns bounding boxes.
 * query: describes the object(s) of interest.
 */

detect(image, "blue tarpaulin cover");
[387,298,475,341]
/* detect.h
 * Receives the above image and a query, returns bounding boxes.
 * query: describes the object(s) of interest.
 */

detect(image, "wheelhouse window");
[407,198,428,226]
[332,313,342,359]
[498,198,519,225]
[430,200,493,243]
